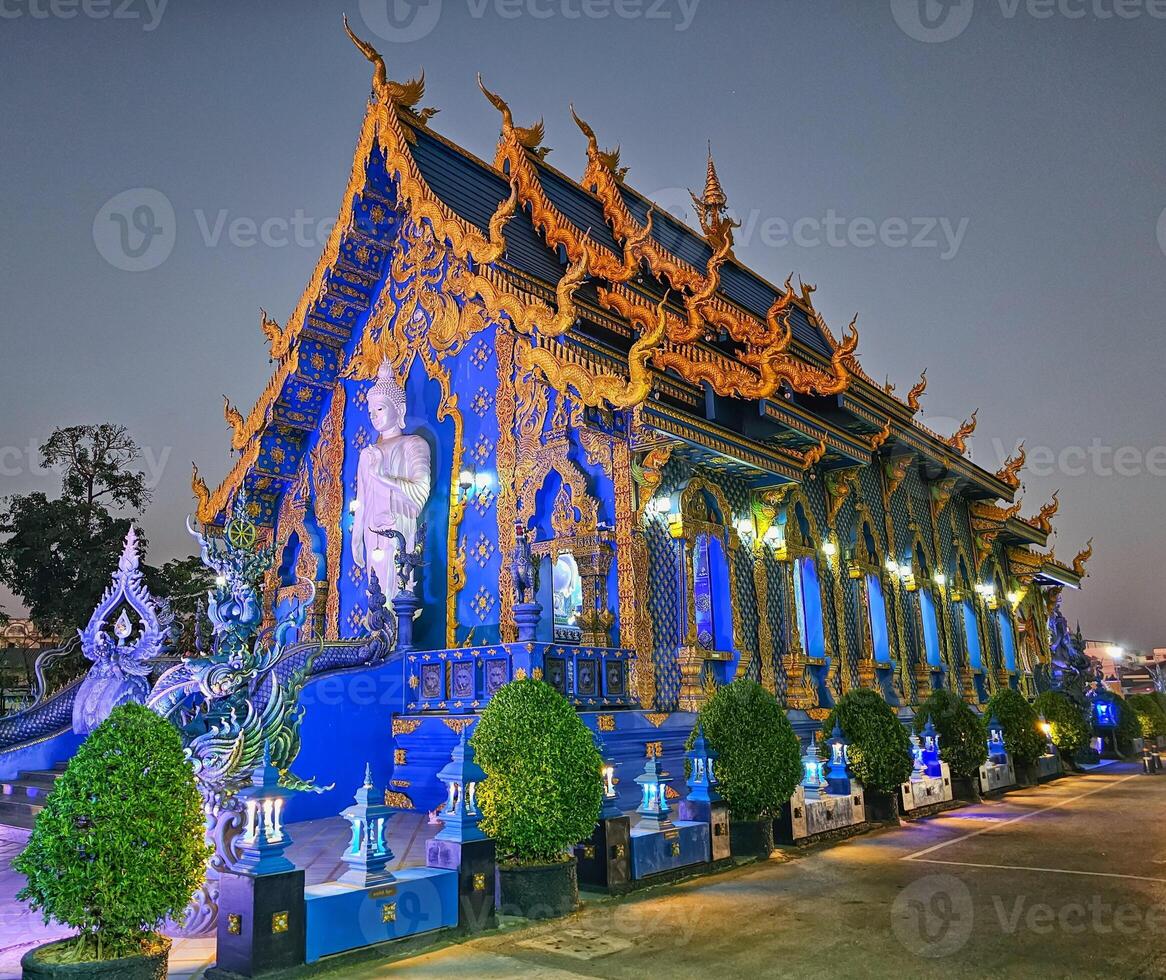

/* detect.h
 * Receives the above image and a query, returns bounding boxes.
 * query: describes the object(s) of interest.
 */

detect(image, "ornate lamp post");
[634,756,673,832]
[921,719,942,777]
[235,742,296,876]
[987,714,1007,762]
[825,722,853,796]
[801,739,827,800]
[434,731,487,843]
[339,763,395,886]
[684,723,721,805]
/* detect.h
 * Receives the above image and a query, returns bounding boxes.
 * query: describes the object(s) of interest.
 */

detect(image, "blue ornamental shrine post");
[425,731,497,933]
[209,745,306,978]
[678,723,730,862]
[575,738,632,891]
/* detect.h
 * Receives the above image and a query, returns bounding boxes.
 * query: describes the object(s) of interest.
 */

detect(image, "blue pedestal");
[304,867,458,963]
[629,821,710,880]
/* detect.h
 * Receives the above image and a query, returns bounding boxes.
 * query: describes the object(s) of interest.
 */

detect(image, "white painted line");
[902,774,1141,862]
[906,858,1166,884]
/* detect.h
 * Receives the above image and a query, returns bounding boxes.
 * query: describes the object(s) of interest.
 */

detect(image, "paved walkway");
[6,767,1164,978]
[0,812,433,979]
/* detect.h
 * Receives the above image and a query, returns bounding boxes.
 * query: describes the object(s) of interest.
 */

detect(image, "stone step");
[1,780,55,805]
[0,798,41,830]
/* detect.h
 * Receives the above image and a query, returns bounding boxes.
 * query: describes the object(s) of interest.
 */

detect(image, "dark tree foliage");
[1032,690,1090,755]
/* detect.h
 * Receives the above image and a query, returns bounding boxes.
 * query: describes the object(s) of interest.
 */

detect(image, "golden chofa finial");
[995,442,1026,490]
[1072,537,1093,577]
[906,368,927,413]
[569,104,628,181]
[688,143,739,250]
[478,74,549,158]
[343,15,434,119]
[945,408,978,454]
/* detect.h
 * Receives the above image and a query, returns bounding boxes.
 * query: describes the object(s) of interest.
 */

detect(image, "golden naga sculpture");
[869,418,893,452]
[518,293,669,410]
[1072,537,1094,577]
[906,369,928,413]
[996,442,1026,490]
[191,463,211,517]
[260,308,295,361]
[945,409,978,454]
[343,15,436,120]
[801,439,828,471]
[223,396,247,450]
[569,104,628,180]
[1031,490,1060,534]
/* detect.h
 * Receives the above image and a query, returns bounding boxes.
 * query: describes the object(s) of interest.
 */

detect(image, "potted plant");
[16,703,210,980]
[914,689,987,801]
[473,678,602,920]
[985,688,1044,786]
[819,688,913,822]
[688,679,801,858]
[1032,690,1090,768]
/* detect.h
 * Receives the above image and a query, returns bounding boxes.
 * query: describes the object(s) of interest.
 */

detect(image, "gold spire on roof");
[689,144,739,251]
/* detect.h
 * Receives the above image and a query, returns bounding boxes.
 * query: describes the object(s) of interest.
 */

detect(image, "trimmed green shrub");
[1132,694,1166,738]
[913,688,988,777]
[14,702,210,961]
[1032,690,1090,755]
[473,678,603,865]
[688,679,801,820]
[818,688,913,793]
[985,688,1044,766]
[1109,693,1142,751]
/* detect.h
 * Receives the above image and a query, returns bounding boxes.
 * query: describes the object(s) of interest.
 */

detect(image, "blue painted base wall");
[0,729,82,782]
[304,867,457,962]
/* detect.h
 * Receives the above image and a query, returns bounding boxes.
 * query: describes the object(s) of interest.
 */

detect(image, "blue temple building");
[1,28,1093,824]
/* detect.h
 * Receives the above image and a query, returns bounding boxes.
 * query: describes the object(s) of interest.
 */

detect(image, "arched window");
[914,542,942,671]
[694,531,733,653]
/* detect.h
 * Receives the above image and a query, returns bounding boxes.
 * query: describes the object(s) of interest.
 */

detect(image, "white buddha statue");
[351,361,432,604]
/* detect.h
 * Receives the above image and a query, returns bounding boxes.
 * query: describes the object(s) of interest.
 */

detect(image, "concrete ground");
[319,763,1166,980]
[3,764,1164,978]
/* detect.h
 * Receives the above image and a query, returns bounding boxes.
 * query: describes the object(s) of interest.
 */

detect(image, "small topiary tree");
[913,688,988,777]
[1032,690,1090,756]
[688,679,801,820]
[819,688,913,793]
[15,702,210,962]
[985,688,1044,766]
[1128,693,1166,739]
[1109,693,1142,752]
[473,678,603,865]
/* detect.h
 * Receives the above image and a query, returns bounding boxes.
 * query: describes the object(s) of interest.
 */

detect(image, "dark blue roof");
[409,126,831,355]
[409,127,565,284]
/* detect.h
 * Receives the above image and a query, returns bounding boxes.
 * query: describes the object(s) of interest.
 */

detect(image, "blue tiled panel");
[304,867,458,962]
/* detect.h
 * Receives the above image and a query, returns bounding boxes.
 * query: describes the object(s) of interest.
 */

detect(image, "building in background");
[1086,639,1166,696]
[0,620,58,715]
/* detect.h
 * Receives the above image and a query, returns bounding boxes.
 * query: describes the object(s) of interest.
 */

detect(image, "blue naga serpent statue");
[147,495,329,935]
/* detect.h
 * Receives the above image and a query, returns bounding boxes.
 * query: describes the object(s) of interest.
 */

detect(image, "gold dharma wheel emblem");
[226,516,257,550]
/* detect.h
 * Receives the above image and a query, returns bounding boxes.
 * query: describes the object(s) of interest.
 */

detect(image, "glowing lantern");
[684,722,721,805]
[434,731,487,843]
[235,741,296,876]
[825,722,852,796]
[339,763,395,886]
[634,756,673,832]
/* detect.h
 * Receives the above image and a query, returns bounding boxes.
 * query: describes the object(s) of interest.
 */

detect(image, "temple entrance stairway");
[0,762,67,831]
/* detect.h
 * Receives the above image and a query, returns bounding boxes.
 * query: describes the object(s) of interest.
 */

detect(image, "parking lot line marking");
[902,774,1141,863]
[905,857,1166,883]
